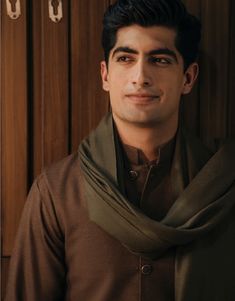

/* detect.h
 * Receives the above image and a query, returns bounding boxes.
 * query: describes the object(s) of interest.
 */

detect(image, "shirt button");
[141,264,153,275]
[129,170,139,180]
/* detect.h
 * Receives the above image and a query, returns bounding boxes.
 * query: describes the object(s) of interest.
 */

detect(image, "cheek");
[161,74,185,95]
[109,74,126,93]
[108,81,122,103]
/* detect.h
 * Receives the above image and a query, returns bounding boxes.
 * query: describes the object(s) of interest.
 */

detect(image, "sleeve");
[4,175,66,301]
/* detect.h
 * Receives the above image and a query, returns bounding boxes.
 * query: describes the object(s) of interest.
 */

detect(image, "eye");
[116,56,133,63]
[150,57,172,65]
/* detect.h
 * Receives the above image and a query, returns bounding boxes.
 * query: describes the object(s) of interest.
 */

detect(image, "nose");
[131,60,153,87]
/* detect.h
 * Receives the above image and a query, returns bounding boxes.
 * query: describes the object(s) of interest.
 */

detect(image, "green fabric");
[78,113,235,260]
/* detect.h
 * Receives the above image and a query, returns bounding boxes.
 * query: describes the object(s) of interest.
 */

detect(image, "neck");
[113,116,178,161]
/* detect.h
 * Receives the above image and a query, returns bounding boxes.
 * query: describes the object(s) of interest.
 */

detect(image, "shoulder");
[31,151,84,211]
[38,152,82,194]
[182,128,213,171]
[43,152,80,180]
[183,128,235,175]
[30,152,85,232]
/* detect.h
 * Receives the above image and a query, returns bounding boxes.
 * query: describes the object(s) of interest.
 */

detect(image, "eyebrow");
[112,46,178,63]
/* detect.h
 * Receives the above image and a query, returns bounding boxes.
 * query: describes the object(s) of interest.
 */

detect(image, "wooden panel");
[182,0,201,135]
[32,0,70,178]
[1,0,28,256]
[0,0,2,247]
[1,258,10,301]
[199,0,230,147]
[228,0,235,137]
[70,0,110,152]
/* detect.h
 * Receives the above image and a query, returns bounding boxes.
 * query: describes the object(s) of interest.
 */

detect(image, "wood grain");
[1,0,28,256]
[228,0,235,138]
[199,0,230,148]
[1,258,10,301]
[32,0,70,178]
[70,0,110,152]
[181,0,201,135]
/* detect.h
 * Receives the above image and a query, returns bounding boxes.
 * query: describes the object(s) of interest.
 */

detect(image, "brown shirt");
[5,139,178,301]
[122,139,176,301]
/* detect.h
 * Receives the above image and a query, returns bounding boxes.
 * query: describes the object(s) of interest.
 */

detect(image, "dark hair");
[102,0,201,70]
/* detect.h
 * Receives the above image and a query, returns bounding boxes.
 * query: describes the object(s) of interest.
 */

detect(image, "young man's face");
[101,25,198,128]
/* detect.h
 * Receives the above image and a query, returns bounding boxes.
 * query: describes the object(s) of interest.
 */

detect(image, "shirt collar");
[122,136,176,166]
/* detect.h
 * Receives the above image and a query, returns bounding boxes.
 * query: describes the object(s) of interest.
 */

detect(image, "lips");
[126,94,160,104]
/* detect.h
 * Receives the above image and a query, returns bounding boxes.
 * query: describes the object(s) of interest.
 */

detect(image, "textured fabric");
[121,135,176,211]
[79,113,235,259]
[122,138,176,301]
[5,114,235,301]
[5,154,178,301]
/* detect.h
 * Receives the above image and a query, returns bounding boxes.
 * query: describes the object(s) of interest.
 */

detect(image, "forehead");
[112,25,178,54]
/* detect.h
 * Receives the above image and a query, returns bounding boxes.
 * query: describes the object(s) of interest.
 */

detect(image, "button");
[141,264,153,275]
[129,170,139,180]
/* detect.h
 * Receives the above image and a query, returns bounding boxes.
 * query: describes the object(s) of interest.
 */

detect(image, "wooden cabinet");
[1,0,235,299]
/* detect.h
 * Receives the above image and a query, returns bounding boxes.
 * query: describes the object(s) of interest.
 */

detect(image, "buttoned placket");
[140,161,159,207]
[122,140,176,301]
[137,162,157,301]
[139,256,155,301]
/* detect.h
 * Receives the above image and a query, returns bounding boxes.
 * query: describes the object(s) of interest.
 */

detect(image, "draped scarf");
[78,113,235,260]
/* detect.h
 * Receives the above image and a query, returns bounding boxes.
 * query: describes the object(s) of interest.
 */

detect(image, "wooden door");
[1,0,109,298]
[1,0,235,299]
[1,0,28,298]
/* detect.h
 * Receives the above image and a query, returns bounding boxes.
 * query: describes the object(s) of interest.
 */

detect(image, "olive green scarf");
[78,113,235,260]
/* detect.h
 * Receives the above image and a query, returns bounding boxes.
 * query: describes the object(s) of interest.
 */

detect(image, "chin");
[122,115,162,128]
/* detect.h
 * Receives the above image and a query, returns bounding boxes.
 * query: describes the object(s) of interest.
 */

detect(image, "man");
[5,0,235,300]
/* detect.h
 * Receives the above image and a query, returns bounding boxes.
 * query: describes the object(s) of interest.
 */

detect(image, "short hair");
[102,0,201,70]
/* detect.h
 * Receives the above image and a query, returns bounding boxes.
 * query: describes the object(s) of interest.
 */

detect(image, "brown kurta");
[122,138,176,301]
[4,134,235,301]
[5,138,176,301]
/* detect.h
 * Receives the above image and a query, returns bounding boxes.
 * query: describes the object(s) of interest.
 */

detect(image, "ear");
[100,61,110,92]
[182,62,199,95]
